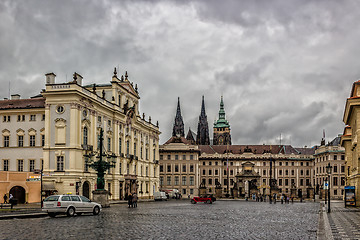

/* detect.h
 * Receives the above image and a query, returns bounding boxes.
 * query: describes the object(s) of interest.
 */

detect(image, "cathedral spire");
[213,96,231,145]
[172,97,185,137]
[196,96,210,145]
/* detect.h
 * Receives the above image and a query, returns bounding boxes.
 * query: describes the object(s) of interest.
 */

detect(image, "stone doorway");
[10,186,26,204]
[82,181,90,199]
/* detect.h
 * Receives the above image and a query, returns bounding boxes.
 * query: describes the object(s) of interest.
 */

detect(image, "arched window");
[83,127,88,146]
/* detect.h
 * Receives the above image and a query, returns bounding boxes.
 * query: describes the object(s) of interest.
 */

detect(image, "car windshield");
[44,196,59,202]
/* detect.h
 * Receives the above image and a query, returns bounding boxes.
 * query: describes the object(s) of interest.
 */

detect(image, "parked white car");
[42,194,102,217]
[154,191,167,201]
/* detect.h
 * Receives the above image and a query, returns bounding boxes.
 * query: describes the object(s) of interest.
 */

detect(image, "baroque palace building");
[160,97,345,199]
[342,79,360,206]
[0,68,160,202]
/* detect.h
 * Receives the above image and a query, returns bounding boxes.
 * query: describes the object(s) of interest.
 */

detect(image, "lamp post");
[83,128,117,191]
[325,163,333,213]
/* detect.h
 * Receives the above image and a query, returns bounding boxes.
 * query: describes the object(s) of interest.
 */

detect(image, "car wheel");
[48,212,56,218]
[93,206,100,215]
[67,207,75,217]
[191,199,196,204]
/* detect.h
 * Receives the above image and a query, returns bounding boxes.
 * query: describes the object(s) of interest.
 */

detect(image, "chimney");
[45,72,56,85]
[11,94,20,100]
[74,72,83,86]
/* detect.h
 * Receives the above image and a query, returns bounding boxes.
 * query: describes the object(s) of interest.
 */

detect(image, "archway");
[9,186,26,204]
[82,181,90,199]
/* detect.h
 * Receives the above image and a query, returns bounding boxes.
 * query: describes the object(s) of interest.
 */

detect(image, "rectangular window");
[182,165,186,172]
[167,176,171,185]
[175,155,178,160]
[134,143,137,157]
[341,166,345,173]
[160,155,163,160]
[263,170,266,176]
[190,155,193,160]
[3,160,9,171]
[202,169,206,175]
[29,160,35,172]
[160,176,164,186]
[334,155,337,160]
[4,136,9,147]
[167,155,171,160]
[107,137,111,152]
[215,169,219,175]
[300,179,303,186]
[209,169,212,175]
[146,166,148,176]
[209,178,213,185]
[146,149,148,160]
[341,155,345,160]
[119,162,122,174]
[160,165,163,172]
[18,135,24,147]
[18,159,23,172]
[30,135,36,147]
[57,156,64,171]
[333,177,338,186]
[300,170,303,175]
[190,176,194,186]
[291,170,295,176]
[279,179,282,186]
[334,165,338,173]
[279,170,282,175]
[285,179,289,186]
[183,155,186,160]
[17,115,21,121]
[42,114,45,121]
[167,165,171,172]
[230,170,233,175]
[341,177,345,186]
[182,176,186,185]
[30,115,36,121]
[41,135,45,147]
[190,165,194,172]
[84,157,89,172]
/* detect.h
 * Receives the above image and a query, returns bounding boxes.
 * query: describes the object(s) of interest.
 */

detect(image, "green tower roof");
[214,96,230,128]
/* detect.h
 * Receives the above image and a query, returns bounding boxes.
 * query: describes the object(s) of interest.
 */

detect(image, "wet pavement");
[0,200,319,240]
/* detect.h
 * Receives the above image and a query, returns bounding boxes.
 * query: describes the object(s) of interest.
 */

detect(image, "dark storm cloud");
[0,0,359,147]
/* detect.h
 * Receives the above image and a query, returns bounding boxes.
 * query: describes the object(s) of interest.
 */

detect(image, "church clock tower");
[213,96,231,145]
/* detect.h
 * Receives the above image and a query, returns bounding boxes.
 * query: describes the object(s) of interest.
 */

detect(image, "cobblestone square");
[0,200,319,240]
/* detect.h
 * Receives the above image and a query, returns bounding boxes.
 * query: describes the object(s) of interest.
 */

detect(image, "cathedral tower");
[196,96,210,145]
[213,96,231,145]
[172,97,185,137]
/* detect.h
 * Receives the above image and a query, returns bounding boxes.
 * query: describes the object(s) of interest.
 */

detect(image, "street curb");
[317,203,333,240]
[0,212,48,220]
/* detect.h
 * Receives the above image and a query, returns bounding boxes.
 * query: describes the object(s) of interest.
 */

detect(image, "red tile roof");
[198,145,314,155]
[0,98,45,110]
[164,136,192,145]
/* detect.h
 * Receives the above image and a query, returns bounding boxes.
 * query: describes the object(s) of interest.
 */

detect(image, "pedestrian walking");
[128,193,133,208]
[273,193,277,204]
[280,195,284,204]
[286,196,290,204]
[291,196,294,203]
[132,193,138,208]
[9,193,14,209]
[3,194,8,204]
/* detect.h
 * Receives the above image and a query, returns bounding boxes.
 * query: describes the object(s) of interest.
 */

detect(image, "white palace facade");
[0,69,160,202]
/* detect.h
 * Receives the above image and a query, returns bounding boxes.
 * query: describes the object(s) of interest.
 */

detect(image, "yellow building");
[342,80,360,206]
[0,68,160,202]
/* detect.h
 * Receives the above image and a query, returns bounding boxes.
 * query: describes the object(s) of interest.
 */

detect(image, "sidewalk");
[317,200,360,239]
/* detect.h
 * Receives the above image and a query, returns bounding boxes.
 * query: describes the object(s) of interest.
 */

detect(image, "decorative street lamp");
[83,128,117,191]
[325,163,333,213]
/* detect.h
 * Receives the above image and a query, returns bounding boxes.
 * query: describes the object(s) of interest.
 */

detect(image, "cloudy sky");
[1,0,359,147]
